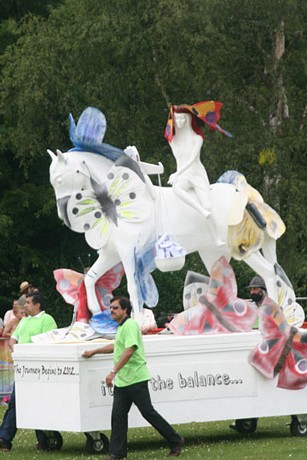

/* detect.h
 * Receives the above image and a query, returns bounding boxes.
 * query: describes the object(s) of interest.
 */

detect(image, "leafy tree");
[0,0,305,322]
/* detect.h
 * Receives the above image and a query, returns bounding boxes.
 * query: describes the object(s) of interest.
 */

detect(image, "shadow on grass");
[127,421,294,453]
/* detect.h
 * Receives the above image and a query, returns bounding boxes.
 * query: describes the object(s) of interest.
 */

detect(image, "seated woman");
[165,101,232,245]
[167,109,212,217]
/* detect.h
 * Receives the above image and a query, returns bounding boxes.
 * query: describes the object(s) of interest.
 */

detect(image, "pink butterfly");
[53,263,124,321]
[248,297,307,389]
[168,257,258,335]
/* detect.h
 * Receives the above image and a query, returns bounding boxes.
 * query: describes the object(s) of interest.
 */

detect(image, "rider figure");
[167,107,212,217]
[165,104,225,246]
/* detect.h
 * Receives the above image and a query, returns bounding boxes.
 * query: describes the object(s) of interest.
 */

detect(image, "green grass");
[1,406,306,459]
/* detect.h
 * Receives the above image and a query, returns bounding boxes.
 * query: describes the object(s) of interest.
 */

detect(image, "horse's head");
[48,149,95,224]
[48,149,92,198]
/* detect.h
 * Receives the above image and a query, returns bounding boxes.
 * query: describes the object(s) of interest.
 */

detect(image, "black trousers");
[0,384,57,448]
[109,380,181,457]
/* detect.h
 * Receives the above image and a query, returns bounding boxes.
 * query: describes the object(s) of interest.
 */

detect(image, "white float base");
[13,331,307,433]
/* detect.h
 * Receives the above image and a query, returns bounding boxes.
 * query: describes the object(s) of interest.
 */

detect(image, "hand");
[141,325,150,334]
[105,372,115,387]
[124,145,140,162]
[168,173,178,185]
[82,350,94,359]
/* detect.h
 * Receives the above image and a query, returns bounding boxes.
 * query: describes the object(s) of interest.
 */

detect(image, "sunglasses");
[110,305,119,310]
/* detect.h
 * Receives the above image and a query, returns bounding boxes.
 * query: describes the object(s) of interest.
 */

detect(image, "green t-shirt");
[12,311,57,344]
[114,317,150,388]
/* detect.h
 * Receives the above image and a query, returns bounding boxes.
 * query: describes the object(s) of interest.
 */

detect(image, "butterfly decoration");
[134,242,159,310]
[183,271,210,311]
[217,170,285,241]
[168,257,258,335]
[164,100,232,143]
[64,154,150,250]
[69,106,124,162]
[53,263,124,322]
[248,297,307,390]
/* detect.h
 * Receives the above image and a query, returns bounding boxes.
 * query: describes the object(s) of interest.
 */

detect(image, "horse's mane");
[68,144,123,162]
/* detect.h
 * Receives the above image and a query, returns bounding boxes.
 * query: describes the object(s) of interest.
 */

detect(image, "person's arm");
[174,135,203,177]
[168,134,203,185]
[105,346,136,387]
[82,343,114,358]
[3,321,13,337]
[9,337,17,352]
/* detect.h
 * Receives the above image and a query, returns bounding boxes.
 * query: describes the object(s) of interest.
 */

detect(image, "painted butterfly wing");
[248,298,290,379]
[183,271,210,311]
[66,188,113,250]
[276,331,307,389]
[54,265,124,322]
[104,160,149,223]
[66,160,150,250]
[94,262,124,308]
[89,310,118,334]
[53,269,83,306]
[70,107,107,146]
[204,257,258,332]
[168,303,221,335]
[248,297,307,390]
[169,257,257,335]
[183,281,209,311]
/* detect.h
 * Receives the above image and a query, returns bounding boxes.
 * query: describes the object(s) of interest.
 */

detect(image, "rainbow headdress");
[164,100,232,142]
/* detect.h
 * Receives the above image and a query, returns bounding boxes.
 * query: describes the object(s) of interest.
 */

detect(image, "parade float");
[13,104,307,454]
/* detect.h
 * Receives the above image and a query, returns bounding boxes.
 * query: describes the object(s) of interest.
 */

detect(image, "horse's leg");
[84,250,120,316]
[262,234,298,310]
[116,241,142,322]
[198,249,231,275]
[244,250,278,302]
[261,234,277,265]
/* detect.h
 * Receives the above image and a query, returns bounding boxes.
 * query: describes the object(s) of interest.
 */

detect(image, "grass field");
[1,407,306,460]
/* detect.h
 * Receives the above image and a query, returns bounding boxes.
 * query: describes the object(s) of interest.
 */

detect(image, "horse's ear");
[47,149,57,161]
[56,149,65,163]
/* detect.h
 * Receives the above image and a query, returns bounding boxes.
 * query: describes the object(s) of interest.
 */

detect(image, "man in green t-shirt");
[83,297,184,459]
[0,292,57,452]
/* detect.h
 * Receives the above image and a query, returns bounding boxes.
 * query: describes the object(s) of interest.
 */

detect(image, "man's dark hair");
[26,292,45,309]
[111,296,132,316]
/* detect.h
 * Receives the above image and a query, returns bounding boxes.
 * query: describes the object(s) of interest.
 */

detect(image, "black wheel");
[36,430,63,451]
[85,432,109,454]
[234,418,258,434]
[290,416,307,437]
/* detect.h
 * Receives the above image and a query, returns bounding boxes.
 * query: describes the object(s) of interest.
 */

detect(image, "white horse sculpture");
[48,106,302,326]
[48,142,298,324]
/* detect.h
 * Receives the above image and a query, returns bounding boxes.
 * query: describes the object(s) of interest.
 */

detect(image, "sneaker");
[168,437,184,457]
[0,438,11,451]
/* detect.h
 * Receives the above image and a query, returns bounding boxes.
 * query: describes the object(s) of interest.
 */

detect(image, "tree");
[0,0,305,321]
